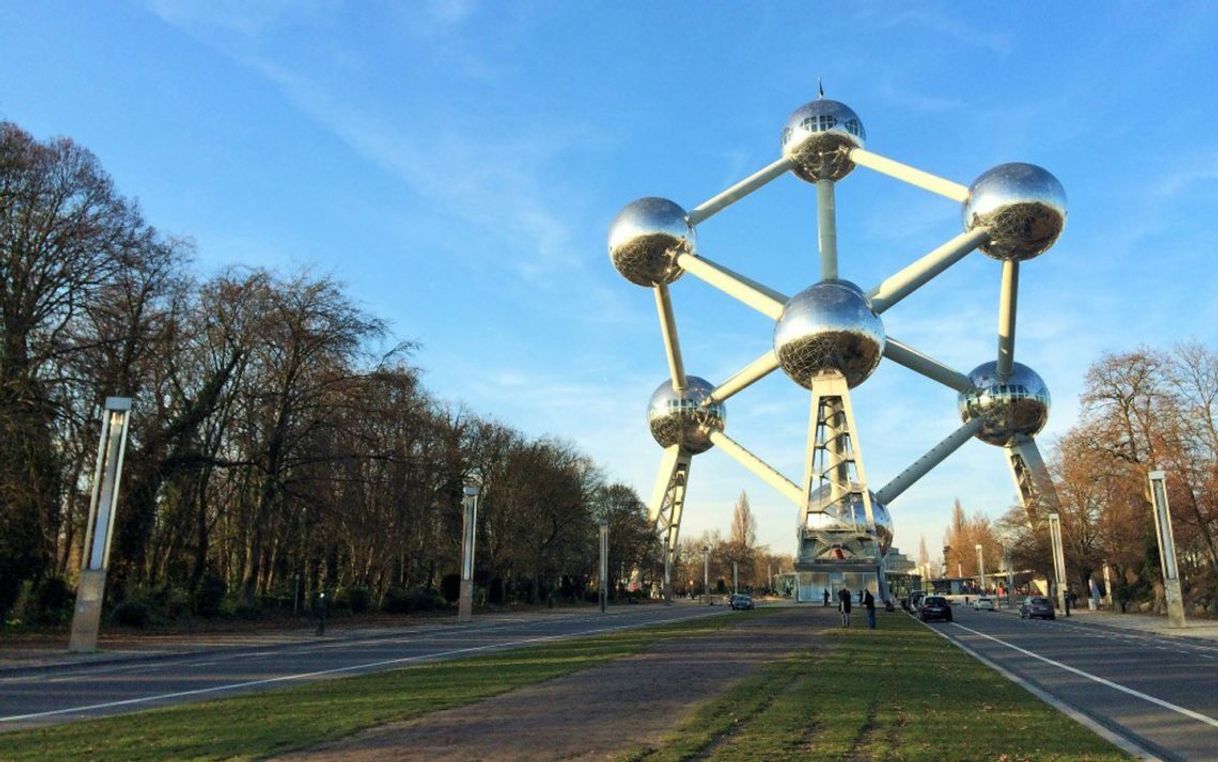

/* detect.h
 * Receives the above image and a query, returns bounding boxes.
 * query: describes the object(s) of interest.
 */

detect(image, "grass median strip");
[0,609,770,761]
[625,611,1129,761]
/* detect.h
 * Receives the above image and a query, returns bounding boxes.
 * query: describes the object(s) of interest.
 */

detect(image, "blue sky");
[4,2,1217,562]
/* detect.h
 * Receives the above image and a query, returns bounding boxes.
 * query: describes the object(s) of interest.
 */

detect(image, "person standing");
[822,588,830,607]
[864,588,876,629]
[838,586,852,627]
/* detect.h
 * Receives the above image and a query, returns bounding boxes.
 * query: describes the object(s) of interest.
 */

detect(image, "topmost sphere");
[608,197,694,287]
[781,98,866,183]
[963,163,1066,261]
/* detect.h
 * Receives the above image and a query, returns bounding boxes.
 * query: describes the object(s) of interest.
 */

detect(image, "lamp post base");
[457,579,473,623]
[1165,578,1187,629]
[69,569,108,653]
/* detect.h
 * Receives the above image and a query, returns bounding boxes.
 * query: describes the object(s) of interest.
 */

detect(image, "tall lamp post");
[598,516,609,613]
[457,480,481,624]
[1148,470,1186,628]
[70,397,133,653]
[975,543,985,593]
[702,545,710,601]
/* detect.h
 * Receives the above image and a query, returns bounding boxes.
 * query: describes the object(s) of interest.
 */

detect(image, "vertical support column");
[1004,434,1062,525]
[1005,545,1015,608]
[1148,471,1187,628]
[732,561,739,595]
[1047,513,1068,614]
[648,445,691,603]
[996,260,1019,381]
[816,179,838,280]
[457,484,480,624]
[70,397,133,654]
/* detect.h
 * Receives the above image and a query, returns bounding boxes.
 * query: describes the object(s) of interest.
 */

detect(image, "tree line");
[0,122,659,625]
[940,347,1218,615]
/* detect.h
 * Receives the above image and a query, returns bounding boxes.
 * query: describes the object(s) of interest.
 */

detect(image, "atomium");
[647,377,725,455]
[612,88,1068,601]
[781,98,866,182]
[958,361,1050,446]
[607,197,693,287]
[773,280,885,389]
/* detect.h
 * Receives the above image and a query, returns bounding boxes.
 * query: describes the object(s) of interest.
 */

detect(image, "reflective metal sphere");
[958,361,1051,446]
[781,98,866,183]
[773,280,885,389]
[963,163,1067,261]
[805,487,894,555]
[647,376,725,454]
[607,197,693,287]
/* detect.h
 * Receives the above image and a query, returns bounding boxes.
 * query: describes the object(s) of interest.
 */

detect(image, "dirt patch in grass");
[278,605,828,762]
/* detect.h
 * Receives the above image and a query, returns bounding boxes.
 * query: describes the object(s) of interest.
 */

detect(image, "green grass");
[624,612,1129,761]
[0,610,770,761]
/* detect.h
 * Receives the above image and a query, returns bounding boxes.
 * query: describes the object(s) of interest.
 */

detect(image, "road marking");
[952,623,1218,730]
[0,610,722,724]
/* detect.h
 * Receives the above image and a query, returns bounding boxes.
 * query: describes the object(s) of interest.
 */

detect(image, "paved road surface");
[0,604,726,731]
[929,603,1218,761]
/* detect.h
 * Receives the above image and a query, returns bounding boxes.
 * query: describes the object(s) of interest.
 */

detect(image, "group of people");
[821,586,877,628]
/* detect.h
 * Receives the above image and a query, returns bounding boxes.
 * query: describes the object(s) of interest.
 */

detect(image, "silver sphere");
[958,361,1051,446]
[805,488,894,555]
[773,280,885,389]
[963,163,1067,261]
[607,197,693,287]
[781,98,866,183]
[647,376,725,455]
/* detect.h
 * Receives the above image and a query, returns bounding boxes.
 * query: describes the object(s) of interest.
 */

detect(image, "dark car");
[918,595,953,623]
[1020,595,1055,620]
[729,594,754,610]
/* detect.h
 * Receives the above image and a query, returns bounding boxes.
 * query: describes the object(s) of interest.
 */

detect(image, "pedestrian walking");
[864,588,876,629]
[822,588,830,607]
[838,586,852,627]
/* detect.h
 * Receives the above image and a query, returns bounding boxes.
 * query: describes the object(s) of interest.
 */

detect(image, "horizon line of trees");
[0,120,662,626]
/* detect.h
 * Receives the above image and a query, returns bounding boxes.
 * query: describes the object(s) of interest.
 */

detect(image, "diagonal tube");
[849,148,971,202]
[675,253,788,320]
[882,338,973,393]
[709,430,804,506]
[704,350,780,405]
[868,229,990,314]
[653,284,687,391]
[996,260,1019,381]
[686,156,793,226]
[875,417,985,504]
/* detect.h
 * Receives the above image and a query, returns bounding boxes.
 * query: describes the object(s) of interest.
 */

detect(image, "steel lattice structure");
[608,92,1068,604]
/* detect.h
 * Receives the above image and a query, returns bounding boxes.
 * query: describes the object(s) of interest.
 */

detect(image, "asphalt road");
[0,603,727,731]
[926,603,1218,761]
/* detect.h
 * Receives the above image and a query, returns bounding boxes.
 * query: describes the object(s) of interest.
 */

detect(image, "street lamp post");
[457,481,481,624]
[599,517,609,613]
[69,397,133,653]
[1148,471,1186,628]
[975,543,985,593]
[732,561,739,595]
[702,546,710,602]
[1004,545,1014,608]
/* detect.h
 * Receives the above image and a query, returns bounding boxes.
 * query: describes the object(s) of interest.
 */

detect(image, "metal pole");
[1102,561,1114,610]
[816,179,837,280]
[1148,471,1187,628]
[976,544,985,593]
[1005,546,1014,608]
[1047,512,1068,615]
[599,518,609,613]
[732,561,739,595]
[457,484,480,624]
[70,397,132,654]
[702,546,710,602]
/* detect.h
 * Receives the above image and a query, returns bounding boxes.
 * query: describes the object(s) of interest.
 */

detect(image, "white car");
[973,596,996,611]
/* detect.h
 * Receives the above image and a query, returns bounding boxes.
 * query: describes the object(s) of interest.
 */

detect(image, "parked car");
[729,594,754,610]
[919,595,953,623]
[973,596,997,612]
[1020,596,1055,620]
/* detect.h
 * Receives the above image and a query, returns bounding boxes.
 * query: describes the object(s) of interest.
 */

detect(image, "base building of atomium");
[609,91,1068,606]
